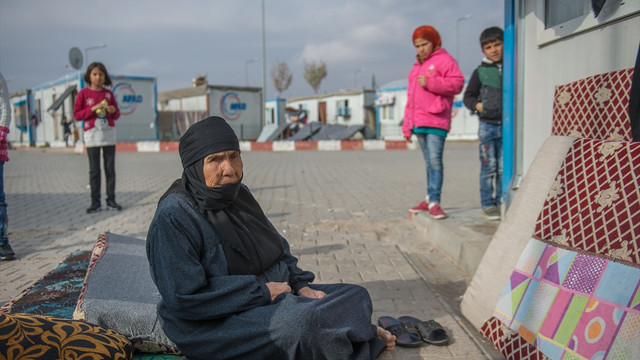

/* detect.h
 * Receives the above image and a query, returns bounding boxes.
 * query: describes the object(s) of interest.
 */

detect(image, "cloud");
[295,12,405,65]
[120,59,155,74]
[298,41,362,64]
[1,0,504,96]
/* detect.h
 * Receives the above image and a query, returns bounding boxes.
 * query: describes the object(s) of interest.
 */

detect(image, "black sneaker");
[106,201,122,211]
[86,202,101,213]
[0,243,16,261]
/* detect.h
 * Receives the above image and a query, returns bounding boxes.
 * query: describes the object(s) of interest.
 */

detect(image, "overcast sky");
[0,0,503,98]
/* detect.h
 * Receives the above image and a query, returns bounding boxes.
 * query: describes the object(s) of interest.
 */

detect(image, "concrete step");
[410,208,499,279]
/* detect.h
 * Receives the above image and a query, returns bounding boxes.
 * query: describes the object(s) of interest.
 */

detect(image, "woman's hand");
[106,105,116,114]
[404,136,412,142]
[266,282,291,301]
[475,102,483,113]
[297,286,326,299]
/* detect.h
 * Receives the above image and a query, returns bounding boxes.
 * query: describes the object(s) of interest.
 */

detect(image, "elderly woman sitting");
[146,116,395,360]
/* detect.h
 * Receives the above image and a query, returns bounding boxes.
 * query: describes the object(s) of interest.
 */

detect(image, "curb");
[93,140,420,153]
[410,209,498,278]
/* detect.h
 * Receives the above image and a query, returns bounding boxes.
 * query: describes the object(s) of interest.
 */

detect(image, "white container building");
[8,73,157,147]
[375,79,479,141]
[287,89,376,130]
[158,84,262,140]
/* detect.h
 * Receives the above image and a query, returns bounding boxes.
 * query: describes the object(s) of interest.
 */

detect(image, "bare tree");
[270,61,293,98]
[303,60,327,94]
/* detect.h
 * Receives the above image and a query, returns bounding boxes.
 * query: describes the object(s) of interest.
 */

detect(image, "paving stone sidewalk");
[0,143,501,359]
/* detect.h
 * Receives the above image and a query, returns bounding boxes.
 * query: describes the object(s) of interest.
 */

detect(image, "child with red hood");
[403,25,465,219]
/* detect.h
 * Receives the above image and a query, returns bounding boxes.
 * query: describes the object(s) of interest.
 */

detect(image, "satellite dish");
[68,47,83,70]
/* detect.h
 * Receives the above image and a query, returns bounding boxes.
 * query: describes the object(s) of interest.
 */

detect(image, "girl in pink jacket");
[404,25,464,219]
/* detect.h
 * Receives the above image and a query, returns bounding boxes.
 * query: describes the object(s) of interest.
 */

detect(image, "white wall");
[519,1,640,173]
[209,88,263,140]
[164,96,207,111]
[376,80,478,140]
[111,76,157,141]
[7,93,31,146]
[32,76,80,148]
[265,98,285,125]
[325,93,369,125]
[287,98,320,123]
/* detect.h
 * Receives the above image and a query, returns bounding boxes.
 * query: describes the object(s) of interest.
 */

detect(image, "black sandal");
[398,316,450,345]
[377,316,423,347]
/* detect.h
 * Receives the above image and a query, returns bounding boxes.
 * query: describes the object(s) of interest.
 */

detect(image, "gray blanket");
[75,232,178,353]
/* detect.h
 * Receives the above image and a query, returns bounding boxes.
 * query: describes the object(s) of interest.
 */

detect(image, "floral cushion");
[0,312,133,360]
[552,68,634,141]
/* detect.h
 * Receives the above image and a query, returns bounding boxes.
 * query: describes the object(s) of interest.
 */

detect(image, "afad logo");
[220,92,246,121]
[113,82,143,116]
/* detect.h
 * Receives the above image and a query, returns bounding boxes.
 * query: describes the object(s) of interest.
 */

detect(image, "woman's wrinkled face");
[202,150,243,187]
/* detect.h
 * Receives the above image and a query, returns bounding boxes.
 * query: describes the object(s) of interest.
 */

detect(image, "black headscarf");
[174,116,284,275]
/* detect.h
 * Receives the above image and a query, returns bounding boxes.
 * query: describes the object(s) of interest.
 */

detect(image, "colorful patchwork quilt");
[482,138,640,360]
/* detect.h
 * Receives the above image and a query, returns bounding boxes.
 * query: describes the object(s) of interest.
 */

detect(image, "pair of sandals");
[378,316,449,348]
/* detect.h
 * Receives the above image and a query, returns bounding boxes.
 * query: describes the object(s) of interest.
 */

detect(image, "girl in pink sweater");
[73,62,121,213]
[404,25,464,219]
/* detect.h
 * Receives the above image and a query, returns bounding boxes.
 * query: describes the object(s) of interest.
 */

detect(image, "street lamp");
[456,14,471,60]
[245,57,259,86]
[84,44,107,68]
[261,0,267,126]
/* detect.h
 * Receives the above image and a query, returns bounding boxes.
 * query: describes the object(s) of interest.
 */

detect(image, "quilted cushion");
[533,138,640,266]
[0,312,133,360]
[74,232,180,354]
[552,68,634,141]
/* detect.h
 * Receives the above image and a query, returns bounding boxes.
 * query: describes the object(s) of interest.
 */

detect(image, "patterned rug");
[0,250,181,360]
[0,250,91,318]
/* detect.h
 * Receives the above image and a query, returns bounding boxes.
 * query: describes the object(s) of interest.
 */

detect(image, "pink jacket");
[402,48,464,137]
[0,72,11,162]
[73,87,120,131]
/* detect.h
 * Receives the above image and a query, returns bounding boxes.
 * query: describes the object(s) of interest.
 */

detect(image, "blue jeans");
[416,133,445,204]
[0,161,7,246]
[478,122,502,208]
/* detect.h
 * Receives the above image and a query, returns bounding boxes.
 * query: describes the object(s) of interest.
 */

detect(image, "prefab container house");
[288,89,376,131]
[11,73,157,147]
[158,84,262,140]
[375,79,478,140]
[504,0,639,203]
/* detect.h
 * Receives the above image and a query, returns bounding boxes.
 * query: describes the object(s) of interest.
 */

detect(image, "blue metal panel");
[376,97,381,138]
[503,0,516,208]
[153,79,159,140]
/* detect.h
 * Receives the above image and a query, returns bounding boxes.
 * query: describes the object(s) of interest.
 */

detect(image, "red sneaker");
[409,201,429,213]
[428,203,447,220]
